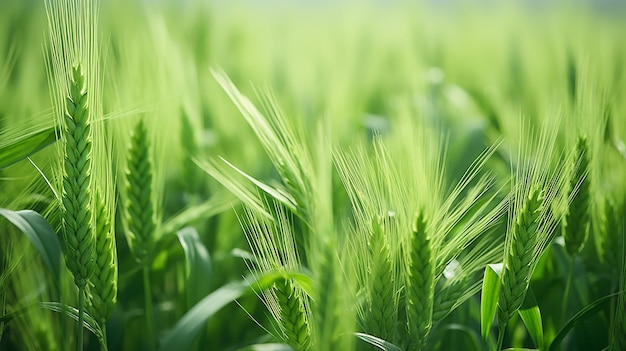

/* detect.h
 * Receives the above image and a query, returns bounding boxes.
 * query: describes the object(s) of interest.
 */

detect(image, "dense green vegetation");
[1,1,625,350]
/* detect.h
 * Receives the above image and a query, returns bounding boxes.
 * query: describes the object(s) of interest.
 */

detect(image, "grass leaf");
[159,272,289,351]
[0,209,62,287]
[548,292,619,351]
[177,227,212,307]
[0,127,56,170]
[517,288,543,350]
[481,263,502,347]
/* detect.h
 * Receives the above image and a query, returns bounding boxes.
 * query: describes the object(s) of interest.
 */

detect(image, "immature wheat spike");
[498,188,544,325]
[432,278,467,324]
[563,135,591,256]
[405,213,434,351]
[603,199,623,274]
[366,217,396,342]
[87,189,117,324]
[61,64,95,289]
[274,278,311,351]
[125,118,156,262]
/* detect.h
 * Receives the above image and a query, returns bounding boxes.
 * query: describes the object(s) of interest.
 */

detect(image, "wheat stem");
[560,256,575,324]
[143,266,155,351]
[78,288,85,351]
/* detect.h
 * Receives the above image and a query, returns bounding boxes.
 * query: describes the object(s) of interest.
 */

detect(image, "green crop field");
[0,0,625,350]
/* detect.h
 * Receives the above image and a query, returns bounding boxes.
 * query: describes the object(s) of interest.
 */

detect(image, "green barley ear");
[365,216,397,342]
[274,278,312,351]
[241,205,312,350]
[405,212,434,351]
[87,188,117,325]
[61,64,95,289]
[498,187,544,326]
[563,135,591,256]
[603,198,624,276]
[124,118,156,263]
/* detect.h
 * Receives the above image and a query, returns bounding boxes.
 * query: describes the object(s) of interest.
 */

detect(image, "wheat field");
[0,0,625,350]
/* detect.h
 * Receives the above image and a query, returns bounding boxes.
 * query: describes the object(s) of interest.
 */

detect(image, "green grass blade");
[0,127,56,170]
[355,332,404,351]
[159,272,290,351]
[548,292,619,351]
[0,209,62,287]
[176,227,212,307]
[517,288,543,350]
[481,263,502,348]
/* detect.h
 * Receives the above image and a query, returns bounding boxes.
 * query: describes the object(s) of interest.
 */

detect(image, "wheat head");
[405,213,434,351]
[498,187,544,325]
[124,118,156,263]
[563,135,591,256]
[87,188,117,324]
[61,64,95,289]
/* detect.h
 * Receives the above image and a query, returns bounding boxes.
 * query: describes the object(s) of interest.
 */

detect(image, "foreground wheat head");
[366,216,397,343]
[124,118,156,263]
[498,187,544,324]
[60,64,96,289]
[242,206,312,350]
[404,212,434,351]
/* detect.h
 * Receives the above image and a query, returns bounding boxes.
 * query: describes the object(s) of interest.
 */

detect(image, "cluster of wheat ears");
[0,0,625,351]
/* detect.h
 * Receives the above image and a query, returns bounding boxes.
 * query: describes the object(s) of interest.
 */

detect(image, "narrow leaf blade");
[177,227,212,307]
[159,272,287,351]
[0,127,56,170]
[548,292,618,351]
[481,263,502,346]
[0,209,62,286]
[518,288,543,350]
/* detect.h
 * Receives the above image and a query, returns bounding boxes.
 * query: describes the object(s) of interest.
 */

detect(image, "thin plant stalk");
[143,266,155,351]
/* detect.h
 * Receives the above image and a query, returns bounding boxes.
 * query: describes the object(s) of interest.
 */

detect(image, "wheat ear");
[61,64,95,289]
[87,188,117,326]
[405,213,434,351]
[274,278,312,351]
[563,135,591,256]
[498,188,544,326]
[366,217,397,342]
[124,117,157,350]
[124,118,156,262]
